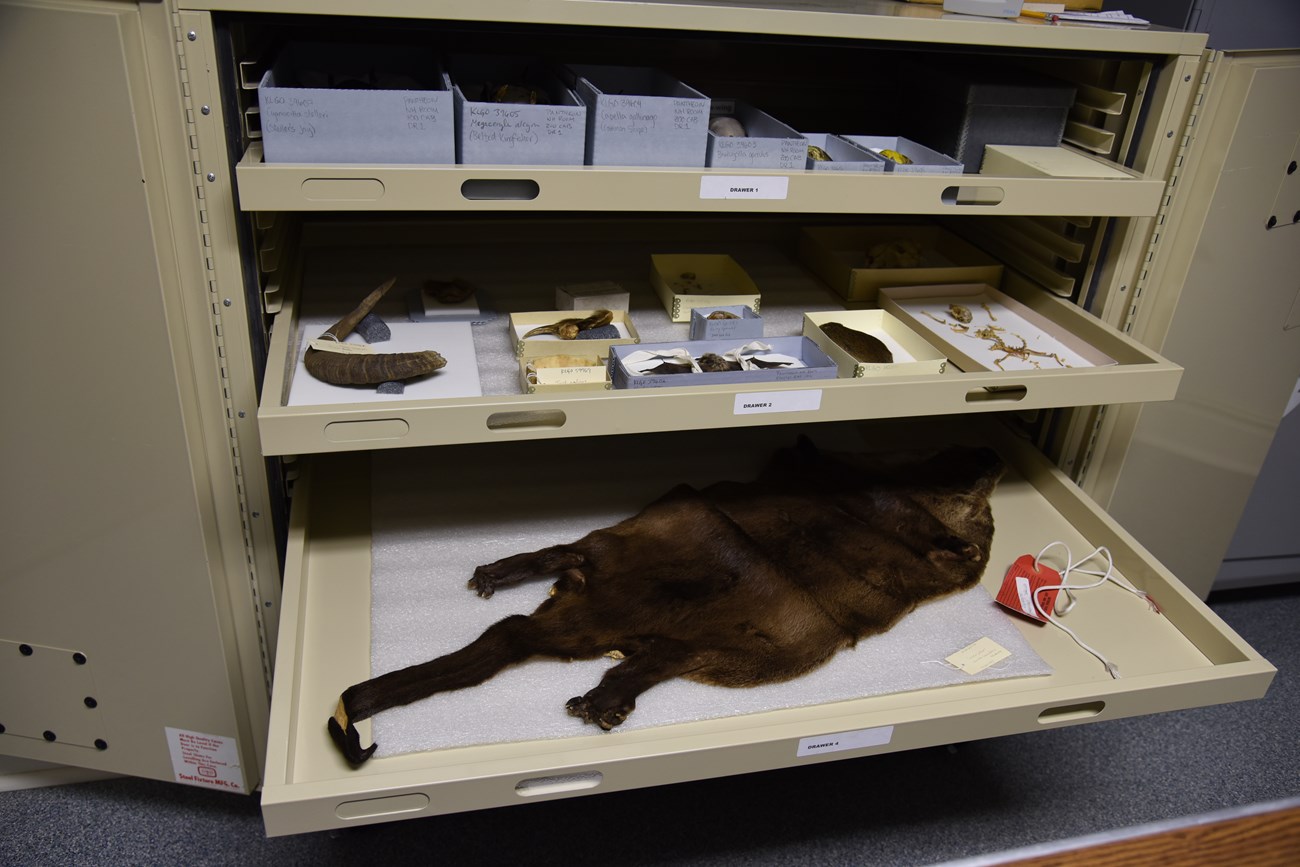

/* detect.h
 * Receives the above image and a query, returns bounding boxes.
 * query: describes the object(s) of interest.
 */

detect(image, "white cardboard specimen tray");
[881,283,1117,373]
[262,419,1274,836]
[257,223,1183,457]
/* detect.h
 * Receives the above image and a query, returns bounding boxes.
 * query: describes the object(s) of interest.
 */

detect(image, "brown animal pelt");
[328,439,1005,765]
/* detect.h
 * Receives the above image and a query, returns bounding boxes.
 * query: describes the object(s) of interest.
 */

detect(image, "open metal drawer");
[235,142,1165,217]
[261,419,1273,836]
[256,219,1182,456]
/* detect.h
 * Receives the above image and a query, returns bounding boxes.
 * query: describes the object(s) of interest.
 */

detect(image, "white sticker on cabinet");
[165,727,246,793]
[797,725,894,758]
[734,390,822,415]
[699,175,790,200]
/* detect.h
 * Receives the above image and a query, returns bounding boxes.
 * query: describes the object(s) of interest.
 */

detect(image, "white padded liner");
[368,429,1052,758]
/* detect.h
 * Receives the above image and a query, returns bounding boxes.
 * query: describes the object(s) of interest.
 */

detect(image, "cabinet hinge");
[171,12,275,695]
[1118,50,1214,338]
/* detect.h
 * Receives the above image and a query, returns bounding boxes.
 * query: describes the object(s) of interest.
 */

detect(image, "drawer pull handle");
[487,410,567,431]
[324,419,411,442]
[301,178,386,201]
[335,792,430,820]
[1038,701,1105,724]
[964,385,1028,403]
[461,179,541,201]
[515,772,603,797]
[941,185,1005,206]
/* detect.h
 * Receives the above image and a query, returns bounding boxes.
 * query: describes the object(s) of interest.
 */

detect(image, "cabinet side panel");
[0,0,251,786]
[1103,54,1300,597]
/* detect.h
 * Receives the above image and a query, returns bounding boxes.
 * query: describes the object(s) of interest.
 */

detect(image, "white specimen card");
[734,389,822,415]
[797,725,894,758]
[699,175,790,200]
[944,637,1012,675]
[164,727,246,793]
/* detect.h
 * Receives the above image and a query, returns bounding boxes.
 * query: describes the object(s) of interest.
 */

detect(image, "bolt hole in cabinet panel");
[187,0,1270,834]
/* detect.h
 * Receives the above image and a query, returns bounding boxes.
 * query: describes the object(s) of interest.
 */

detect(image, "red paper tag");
[996,554,1062,623]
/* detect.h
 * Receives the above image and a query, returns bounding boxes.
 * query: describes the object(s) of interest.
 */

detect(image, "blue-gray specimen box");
[688,306,764,341]
[801,133,887,172]
[568,65,710,167]
[449,56,587,166]
[609,337,837,390]
[258,44,454,164]
[706,101,807,170]
[841,135,963,174]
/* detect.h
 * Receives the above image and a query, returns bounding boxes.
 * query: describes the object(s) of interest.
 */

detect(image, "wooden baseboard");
[956,799,1300,867]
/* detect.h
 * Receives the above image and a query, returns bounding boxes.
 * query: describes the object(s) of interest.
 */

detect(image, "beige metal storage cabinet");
[1,0,1292,837]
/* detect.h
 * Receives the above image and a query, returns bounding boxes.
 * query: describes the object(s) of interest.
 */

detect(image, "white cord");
[1029,542,1159,679]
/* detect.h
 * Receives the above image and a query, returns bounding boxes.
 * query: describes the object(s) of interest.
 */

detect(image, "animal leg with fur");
[469,546,585,598]
[329,609,604,765]
[566,637,699,730]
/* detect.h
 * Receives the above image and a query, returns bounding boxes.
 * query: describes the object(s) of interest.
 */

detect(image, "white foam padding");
[368,447,1052,758]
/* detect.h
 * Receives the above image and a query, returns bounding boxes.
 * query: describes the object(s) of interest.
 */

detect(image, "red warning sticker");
[996,554,1063,623]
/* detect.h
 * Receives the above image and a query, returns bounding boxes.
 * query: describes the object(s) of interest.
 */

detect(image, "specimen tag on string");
[944,637,1011,675]
[308,338,374,355]
[996,554,1062,622]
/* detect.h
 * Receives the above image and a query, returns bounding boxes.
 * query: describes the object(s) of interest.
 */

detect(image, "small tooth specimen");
[522,309,614,340]
[303,278,447,386]
[878,148,913,165]
[707,310,740,320]
[807,145,833,162]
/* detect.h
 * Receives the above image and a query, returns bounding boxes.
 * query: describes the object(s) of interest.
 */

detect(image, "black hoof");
[327,716,378,766]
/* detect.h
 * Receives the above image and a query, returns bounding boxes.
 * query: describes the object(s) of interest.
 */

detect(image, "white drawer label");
[734,390,822,415]
[797,725,894,758]
[700,175,789,200]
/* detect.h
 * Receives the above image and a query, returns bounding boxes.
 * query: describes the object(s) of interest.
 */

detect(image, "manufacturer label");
[165,727,246,793]
[797,725,894,758]
[734,390,822,415]
[700,175,790,200]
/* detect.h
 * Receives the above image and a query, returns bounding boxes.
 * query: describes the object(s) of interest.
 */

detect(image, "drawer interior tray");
[257,220,1181,455]
[262,419,1272,836]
